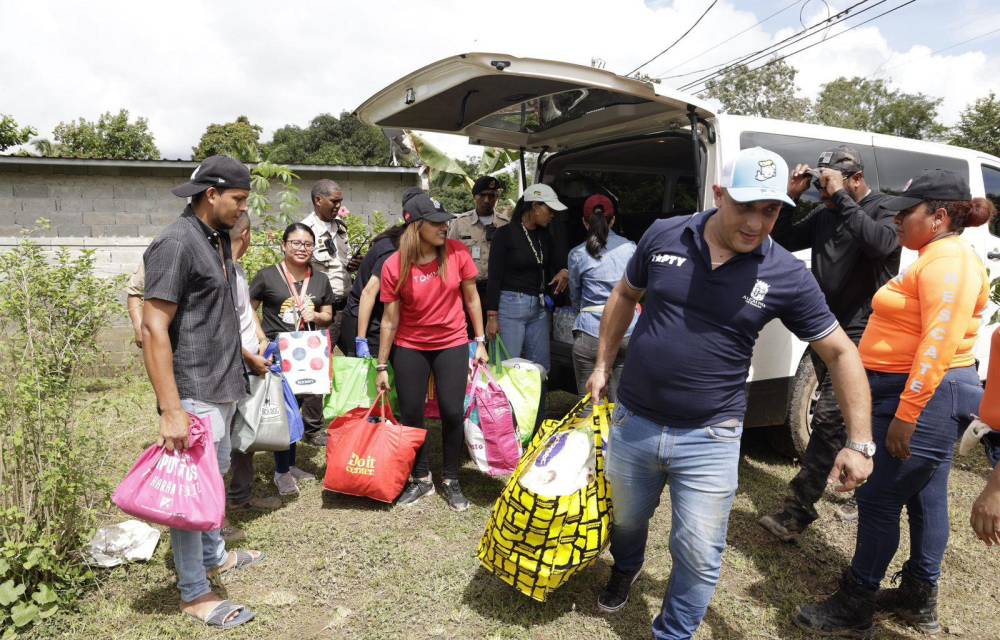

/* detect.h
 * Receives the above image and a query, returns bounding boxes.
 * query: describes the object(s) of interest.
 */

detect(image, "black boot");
[794,570,876,639]
[876,564,940,635]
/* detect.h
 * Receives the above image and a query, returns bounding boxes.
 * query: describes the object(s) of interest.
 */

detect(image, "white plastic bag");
[86,520,161,568]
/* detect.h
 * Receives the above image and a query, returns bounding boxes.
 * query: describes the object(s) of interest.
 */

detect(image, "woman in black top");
[249,223,335,496]
[485,183,569,372]
[337,223,405,358]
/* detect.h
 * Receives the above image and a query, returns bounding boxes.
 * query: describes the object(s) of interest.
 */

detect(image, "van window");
[874,147,968,194]
[983,165,1000,237]
[740,132,875,204]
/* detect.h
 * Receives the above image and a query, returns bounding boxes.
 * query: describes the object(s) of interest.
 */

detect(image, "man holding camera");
[759,145,899,542]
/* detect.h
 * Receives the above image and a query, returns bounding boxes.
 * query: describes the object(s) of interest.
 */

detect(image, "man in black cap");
[759,145,900,542]
[449,176,510,301]
[141,154,263,629]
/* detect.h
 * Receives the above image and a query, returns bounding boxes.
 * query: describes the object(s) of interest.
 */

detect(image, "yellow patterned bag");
[477,398,612,601]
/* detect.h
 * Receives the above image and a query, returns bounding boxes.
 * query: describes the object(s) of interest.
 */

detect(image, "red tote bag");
[323,391,427,503]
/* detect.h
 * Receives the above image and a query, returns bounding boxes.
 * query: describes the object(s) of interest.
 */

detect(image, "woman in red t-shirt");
[376,189,488,510]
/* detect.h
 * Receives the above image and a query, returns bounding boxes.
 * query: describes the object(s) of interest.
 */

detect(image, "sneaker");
[396,477,435,507]
[597,563,644,613]
[288,466,316,482]
[835,497,859,522]
[758,511,807,543]
[304,431,328,447]
[441,480,470,512]
[273,472,300,496]
[228,495,282,512]
[221,525,246,543]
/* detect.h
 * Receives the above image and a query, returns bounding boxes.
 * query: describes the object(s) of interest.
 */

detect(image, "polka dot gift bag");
[277,330,332,395]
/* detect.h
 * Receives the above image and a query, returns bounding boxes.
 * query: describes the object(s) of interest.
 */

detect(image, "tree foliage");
[813,77,947,140]
[950,92,1000,157]
[264,112,405,166]
[39,109,159,160]
[699,59,812,122]
[192,115,262,162]
[0,115,36,153]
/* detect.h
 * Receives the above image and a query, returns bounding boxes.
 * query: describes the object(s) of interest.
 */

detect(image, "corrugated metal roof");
[0,155,420,174]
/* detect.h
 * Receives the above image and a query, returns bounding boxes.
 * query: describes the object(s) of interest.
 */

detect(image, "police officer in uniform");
[448,176,510,305]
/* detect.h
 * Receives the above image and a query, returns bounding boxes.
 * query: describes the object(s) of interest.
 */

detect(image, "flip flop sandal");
[187,600,256,629]
[209,550,266,579]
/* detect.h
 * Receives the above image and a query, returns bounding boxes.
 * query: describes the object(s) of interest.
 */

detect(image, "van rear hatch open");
[354,52,714,152]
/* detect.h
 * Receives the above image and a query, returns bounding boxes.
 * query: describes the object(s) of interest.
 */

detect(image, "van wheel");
[785,353,820,458]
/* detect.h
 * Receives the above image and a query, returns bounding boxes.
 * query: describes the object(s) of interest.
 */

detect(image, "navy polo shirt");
[618,209,838,428]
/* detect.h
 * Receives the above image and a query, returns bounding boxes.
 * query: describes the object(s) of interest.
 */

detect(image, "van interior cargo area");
[540,133,698,250]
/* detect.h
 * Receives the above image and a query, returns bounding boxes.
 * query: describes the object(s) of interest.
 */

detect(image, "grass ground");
[33,365,1000,640]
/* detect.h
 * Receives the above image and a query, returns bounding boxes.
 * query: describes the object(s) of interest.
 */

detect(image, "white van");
[356,52,1000,455]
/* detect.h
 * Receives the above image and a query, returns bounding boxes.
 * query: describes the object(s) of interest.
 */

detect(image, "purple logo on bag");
[534,433,568,468]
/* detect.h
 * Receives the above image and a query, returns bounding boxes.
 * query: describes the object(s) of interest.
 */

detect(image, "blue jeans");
[498,290,550,371]
[172,398,236,603]
[606,402,742,640]
[851,366,981,589]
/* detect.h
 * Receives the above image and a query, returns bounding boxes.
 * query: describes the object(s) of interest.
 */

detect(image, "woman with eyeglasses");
[248,222,335,496]
[795,170,990,638]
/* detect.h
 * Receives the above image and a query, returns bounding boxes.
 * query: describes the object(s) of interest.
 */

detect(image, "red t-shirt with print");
[380,239,478,350]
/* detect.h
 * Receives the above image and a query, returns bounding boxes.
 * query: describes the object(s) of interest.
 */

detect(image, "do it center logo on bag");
[346,452,376,476]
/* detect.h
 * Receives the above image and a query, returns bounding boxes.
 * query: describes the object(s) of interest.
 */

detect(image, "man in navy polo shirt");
[586,147,875,640]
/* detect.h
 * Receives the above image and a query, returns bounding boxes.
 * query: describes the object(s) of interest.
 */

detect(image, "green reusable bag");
[323,357,397,424]
[489,337,543,446]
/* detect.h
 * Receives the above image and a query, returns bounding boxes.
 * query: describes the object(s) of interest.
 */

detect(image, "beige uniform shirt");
[301,211,351,298]
[125,262,145,297]
[448,208,510,280]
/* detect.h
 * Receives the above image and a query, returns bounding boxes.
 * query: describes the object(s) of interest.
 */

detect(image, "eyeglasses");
[286,240,314,249]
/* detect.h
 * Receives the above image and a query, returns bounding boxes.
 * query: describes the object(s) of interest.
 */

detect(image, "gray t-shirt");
[143,206,249,404]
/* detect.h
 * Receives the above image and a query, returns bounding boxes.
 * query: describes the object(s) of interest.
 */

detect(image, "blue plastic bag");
[266,342,304,445]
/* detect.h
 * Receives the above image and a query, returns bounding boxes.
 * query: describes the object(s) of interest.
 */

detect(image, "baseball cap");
[472,176,502,195]
[401,189,454,224]
[880,169,972,211]
[523,183,568,211]
[583,194,615,219]
[817,145,864,174]
[171,155,251,197]
[721,147,795,207]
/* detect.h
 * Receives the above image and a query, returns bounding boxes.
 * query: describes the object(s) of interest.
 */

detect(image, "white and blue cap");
[721,147,795,207]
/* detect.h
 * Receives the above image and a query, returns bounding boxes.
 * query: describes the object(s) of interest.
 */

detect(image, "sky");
[2,0,999,161]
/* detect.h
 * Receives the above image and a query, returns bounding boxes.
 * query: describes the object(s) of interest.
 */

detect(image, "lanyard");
[278,262,312,330]
[520,223,546,298]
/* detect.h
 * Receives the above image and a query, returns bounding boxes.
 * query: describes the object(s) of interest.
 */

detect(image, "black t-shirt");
[249,264,336,339]
[345,238,397,340]
[485,222,567,311]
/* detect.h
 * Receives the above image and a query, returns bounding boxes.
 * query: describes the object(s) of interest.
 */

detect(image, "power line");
[665,0,884,85]
[626,1,719,77]
[682,0,919,95]
[653,0,802,78]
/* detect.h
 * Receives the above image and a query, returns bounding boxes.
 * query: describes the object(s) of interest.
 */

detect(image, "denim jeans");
[851,366,981,589]
[606,402,742,640]
[572,331,628,402]
[172,398,236,603]
[498,290,550,371]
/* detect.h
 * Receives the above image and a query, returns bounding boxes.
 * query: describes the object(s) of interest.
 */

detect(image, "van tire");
[785,352,820,459]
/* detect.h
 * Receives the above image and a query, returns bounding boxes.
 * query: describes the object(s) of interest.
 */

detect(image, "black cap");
[472,175,502,195]
[881,169,972,211]
[817,145,864,174]
[401,189,454,224]
[171,155,252,197]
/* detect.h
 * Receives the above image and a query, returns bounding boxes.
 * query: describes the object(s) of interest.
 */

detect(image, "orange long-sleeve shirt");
[859,236,988,423]
[980,328,1000,429]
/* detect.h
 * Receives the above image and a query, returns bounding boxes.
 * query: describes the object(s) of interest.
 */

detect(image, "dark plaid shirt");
[143,206,248,404]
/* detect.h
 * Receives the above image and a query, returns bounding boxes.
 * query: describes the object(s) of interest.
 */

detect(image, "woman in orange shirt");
[796,170,991,638]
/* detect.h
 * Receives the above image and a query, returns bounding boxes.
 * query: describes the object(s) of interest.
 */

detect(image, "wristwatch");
[846,440,876,458]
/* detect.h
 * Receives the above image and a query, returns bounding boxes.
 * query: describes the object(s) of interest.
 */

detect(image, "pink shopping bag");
[112,413,225,532]
[464,363,522,476]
